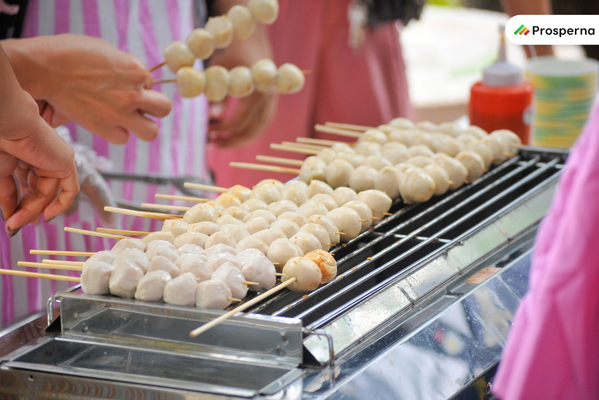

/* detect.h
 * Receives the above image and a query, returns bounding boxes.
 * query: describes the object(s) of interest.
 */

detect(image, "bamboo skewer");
[153,78,176,84]
[155,194,210,203]
[243,281,259,286]
[324,122,375,132]
[18,261,83,271]
[190,277,297,337]
[0,269,81,282]
[148,61,167,72]
[65,227,128,240]
[141,203,191,212]
[281,141,328,150]
[255,155,304,166]
[270,143,319,155]
[183,183,227,193]
[104,206,182,220]
[97,228,150,236]
[42,259,85,266]
[31,250,94,257]
[230,162,300,175]
[314,124,363,138]
[296,137,353,147]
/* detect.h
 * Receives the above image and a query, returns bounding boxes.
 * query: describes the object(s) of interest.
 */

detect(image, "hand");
[207,0,277,148]
[3,34,172,144]
[209,90,278,148]
[0,97,79,235]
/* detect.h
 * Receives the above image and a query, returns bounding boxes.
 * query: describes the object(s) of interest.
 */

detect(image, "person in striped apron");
[0,0,274,327]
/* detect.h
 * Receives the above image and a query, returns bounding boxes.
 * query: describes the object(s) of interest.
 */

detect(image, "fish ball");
[216,215,245,227]
[252,228,287,246]
[255,179,285,192]
[343,200,373,232]
[298,200,329,219]
[389,117,415,130]
[245,216,270,235]
[204,231,237,249]
[176,243,204,256]
[388,129,413,145]
[187,221,220,236]
[268,200,298,217]
[374,166,401,199]
[435,135,463,157]
[207,253,243,272]
[456,150,486,183]
[285,180,308,191]
[179,255,212,281]
[162,219,189,237]
[307,215,340,245]
[269,219,300,238]
[163,273,198,306]
[204,66,230,102]
[81,262,115,295]
[147,255,180,278]
[456,134,477,147]
[278,211,307,227]
[332,187,357,206]
[267,238,304,268]
[243,210,277,225]
[363,156,393,171]
[356,189,393,223]
[227,185,252,203]
[205,16,234,49]
[113,248,149,273]
[221,206,249,221]
[135,270,171,302]
[142,231,174,245]
[248,0,279,24]
[278,185,308,206]
[146,244,178,263]
[228,66,254,98]
[290,231,322,254]
[349,166,377,193]
[327,207,361,241]
[399,167,436,204]
[354,141,382,157]
[251,58,277,92]
[408,145,434,158]
[408,132,436,150]
[241,198,268,213]
[112,238,145,255]
[204,244,238,258]
[436,122,463,138]
[282,257,321,293]
[251,183,280,204]
[186,28,215,59]
[433,154,468,190]
[196,279,232,310]
[236,236,269,254]
[415,121,437,132]
[306,180,334,198]
[491,129,521,156]
[212,264,247,299]
[305,250,337,284]
[163,42,195,73]
[227,5,255,39]
[215,193,242,209]
[335,152,364,168]
[276,63,305,93]
[382,147,410,165]
[109,261,144,299]
[423,164,451,196]
[176,67,205,98]
[465,141,492,169]
[316,148,336,164]
[299,156,327,183]
[241,256,276,292]
[407,156,434,168]
[464,125,488,140]
[146,240,175,251]
[183,203,219,224]
[309,194,338,211]
[220,224,250,243]
[85,251,117,266]
[330,142,353,153]
[360,129,387,144]
[300,223,331,250]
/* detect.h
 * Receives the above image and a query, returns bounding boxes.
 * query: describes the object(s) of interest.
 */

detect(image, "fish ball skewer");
[164,272,198,306]
[228,66,254,98]
[204,66,230,102]
[267,238,304,267]
[241,255,276,292]
[356,190,392,223]
[423,164,451,196]
[163,42,195,73]
[135,270,171,302]
[109,261,144,299]
[81,262,115,295]
[276,63,305,94]
[251,58,278,92]
[399,167,436,204]
[281,257,321,293]
[305,250,337,284]
[205,16,234,49]
[212,263,248,299]
[327,207,361,241]
[176,67,205,98]
[196,280,232,310]
[456,150,486,183]
[186,28,215,59]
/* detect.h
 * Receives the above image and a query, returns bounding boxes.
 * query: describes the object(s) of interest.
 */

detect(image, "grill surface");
[248,147,565,332]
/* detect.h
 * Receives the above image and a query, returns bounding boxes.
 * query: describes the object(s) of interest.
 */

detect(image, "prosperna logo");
[514,23,594,38]
[514,24,530,36]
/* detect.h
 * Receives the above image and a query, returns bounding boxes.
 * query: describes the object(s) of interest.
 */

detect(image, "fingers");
[42,173,80,222]
[138,89,172,118]
[5,177,59,234]
[122,111,160,141]
[0,175,18,223]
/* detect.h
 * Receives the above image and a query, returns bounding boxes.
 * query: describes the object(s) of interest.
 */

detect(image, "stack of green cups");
[526,57,598,148]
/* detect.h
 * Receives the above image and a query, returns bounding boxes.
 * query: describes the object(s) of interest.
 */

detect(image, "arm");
[501,0,553,57]
[0,44,79,236]
[208,0,278,148]
[2,34,172,144]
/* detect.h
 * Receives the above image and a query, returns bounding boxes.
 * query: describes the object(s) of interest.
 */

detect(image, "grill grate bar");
[248,157,524,315]
[278,156,553,320]
[305,170,560,331]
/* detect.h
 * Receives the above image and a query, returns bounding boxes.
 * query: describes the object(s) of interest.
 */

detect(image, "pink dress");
[493,103,599,399]
[0,0,209,326]
[207,0,414,188]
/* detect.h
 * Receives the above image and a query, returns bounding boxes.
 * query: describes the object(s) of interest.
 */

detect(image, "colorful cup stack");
[526,57,598,148]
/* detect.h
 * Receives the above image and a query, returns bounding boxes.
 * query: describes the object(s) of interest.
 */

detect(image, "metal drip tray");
[7,337,300,398]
